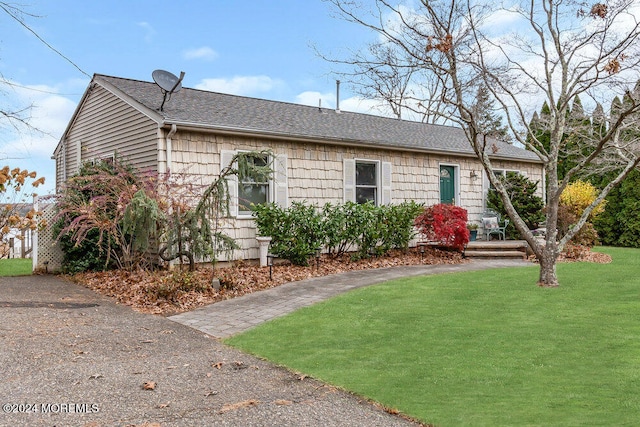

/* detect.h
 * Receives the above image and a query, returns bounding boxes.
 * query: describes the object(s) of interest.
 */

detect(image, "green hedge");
[595,170,640,247]
[252,201,423,266]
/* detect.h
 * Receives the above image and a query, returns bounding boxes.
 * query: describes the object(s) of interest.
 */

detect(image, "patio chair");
[482,210,509,240]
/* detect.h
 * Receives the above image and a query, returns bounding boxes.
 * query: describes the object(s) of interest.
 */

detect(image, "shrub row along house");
[52,74,543,261]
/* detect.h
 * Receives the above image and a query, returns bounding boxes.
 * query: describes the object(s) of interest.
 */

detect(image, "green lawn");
[0,258,32,276]
[226,247,640,426]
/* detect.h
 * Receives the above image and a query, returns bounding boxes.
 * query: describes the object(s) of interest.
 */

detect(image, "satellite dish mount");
[152,69,185,111]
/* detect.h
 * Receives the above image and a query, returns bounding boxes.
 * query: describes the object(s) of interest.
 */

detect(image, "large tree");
[328,0,640,286]
[323,39,456,123]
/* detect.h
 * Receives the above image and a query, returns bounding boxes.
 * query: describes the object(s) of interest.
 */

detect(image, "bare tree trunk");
[325,0,640,285]
[538,243,560,287]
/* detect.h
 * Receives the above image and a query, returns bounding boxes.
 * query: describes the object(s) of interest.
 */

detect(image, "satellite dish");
[152,69,185,111]
[153,69,183,93]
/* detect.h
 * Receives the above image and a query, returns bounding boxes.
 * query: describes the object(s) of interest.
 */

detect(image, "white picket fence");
[1,227,33,259]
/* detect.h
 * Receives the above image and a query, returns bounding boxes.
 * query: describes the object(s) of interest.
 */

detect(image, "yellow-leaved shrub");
[560,180,605,219]
[558,180,604,246]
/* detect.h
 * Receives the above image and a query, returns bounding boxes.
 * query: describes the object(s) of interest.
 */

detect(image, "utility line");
[0,79,82,96]
[0,2,91,78]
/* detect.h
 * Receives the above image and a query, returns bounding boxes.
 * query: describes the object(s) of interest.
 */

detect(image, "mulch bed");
[68,248,464,316]
[67,244,611,316]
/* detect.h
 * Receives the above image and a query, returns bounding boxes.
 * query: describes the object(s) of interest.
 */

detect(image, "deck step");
[466,242,527,249]
[464,240,529,260]
[464,250,527,259]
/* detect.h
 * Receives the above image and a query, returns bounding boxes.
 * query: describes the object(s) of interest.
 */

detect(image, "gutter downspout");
[166,124,177,174]
[63,140,67,187]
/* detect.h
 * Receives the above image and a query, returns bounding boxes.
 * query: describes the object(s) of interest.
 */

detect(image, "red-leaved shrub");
[414,204,470,251]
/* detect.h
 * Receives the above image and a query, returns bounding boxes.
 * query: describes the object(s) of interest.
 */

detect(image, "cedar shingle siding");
[54,74,544,260]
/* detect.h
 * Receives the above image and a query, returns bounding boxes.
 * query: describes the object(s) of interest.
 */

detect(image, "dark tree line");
[527,82,640,247]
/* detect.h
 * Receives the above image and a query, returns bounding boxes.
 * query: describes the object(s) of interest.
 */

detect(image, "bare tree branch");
[325,0,640,286]
[0,2,90,78]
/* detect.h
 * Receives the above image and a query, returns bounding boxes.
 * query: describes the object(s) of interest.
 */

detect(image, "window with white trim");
[221,150,288,218]
[489,169,520,190]
[344,159,392,205]
[85,153,115,168]
[355,161,378,205]
[238,153,270,216]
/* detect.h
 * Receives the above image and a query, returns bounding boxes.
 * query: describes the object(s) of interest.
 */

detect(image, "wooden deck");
[464,240,529,260]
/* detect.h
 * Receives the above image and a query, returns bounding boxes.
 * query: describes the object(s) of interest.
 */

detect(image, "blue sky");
[0,0,378,195]
[3,1,639,197]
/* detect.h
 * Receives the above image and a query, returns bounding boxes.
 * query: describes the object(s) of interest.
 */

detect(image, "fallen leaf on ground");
[68,248,465,315]
[274,399,293,406]
[158,402,170,408]
[218,399,259,414]
[142,381,156,390]
[212,362,223,369]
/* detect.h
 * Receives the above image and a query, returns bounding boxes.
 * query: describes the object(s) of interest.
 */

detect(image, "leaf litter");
[68,248,464,315]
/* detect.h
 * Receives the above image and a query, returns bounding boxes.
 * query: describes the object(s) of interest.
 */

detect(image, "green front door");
[440,165,455,204]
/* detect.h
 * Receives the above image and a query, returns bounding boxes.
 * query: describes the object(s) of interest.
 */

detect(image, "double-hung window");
[220,150,288,217]
[344,159,392,205]
[238,153,270,216]
[489,169,520,190]
[355,161,378,205]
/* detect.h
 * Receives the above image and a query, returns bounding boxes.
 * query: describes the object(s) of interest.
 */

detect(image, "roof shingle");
[96,74,540,162]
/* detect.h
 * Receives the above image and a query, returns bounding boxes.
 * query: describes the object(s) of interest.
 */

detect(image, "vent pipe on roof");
[336,80,341,113]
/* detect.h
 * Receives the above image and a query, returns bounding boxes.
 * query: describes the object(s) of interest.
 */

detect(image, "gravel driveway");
[0,275,420,427]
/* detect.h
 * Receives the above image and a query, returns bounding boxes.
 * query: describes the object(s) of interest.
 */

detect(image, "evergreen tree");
[528,101,551,154]
[529,97,599,182]
[592,102,606,140]
[472,85,512,143]
[526,111,540,148]
[487,172,545,239]
[595,170,640,247]
[592,80,640,247]
[610,96,623,121]
[560,96,592,180]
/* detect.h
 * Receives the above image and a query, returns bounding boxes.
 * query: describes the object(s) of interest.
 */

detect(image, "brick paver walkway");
[169,258,532,338]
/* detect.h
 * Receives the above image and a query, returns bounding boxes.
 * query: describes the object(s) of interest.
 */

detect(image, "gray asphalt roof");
[96,74,540,162]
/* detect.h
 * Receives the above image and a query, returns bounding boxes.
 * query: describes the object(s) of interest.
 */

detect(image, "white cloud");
[0,81,77,195]
[195,75,284,96]
[183,46,218,61]
[341,96,397,117]
[295,91,334,108]
[137,21,156,43]
[479,6,523,34]
[295,90,399,118]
